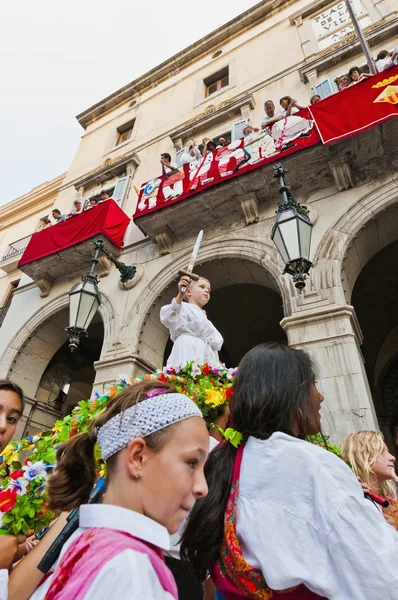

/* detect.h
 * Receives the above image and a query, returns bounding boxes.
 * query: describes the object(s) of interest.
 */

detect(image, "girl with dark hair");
[29,380,208,600]
[181,343,398,599]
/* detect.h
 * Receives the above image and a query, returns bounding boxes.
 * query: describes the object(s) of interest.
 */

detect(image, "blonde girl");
[340,431,398,527]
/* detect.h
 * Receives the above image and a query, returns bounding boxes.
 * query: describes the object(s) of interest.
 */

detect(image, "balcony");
[17,201,130,297]
[0,234,32,273]
[133,66,398,253]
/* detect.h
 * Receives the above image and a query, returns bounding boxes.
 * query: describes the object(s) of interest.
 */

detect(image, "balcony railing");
[0,304,10,327]
[1,234,32,263]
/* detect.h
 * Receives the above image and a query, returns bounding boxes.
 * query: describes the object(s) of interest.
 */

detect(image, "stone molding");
[328,154,354,192]
[313,177,398,301]
[0,290,117,381]
[66,150,140,192]
[130,237,290,352]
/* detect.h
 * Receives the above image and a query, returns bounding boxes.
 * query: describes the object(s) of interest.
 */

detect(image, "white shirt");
[181,146,202,164]
[0,571,7,600]
[30,504,173,600]
[375,56,394,72]
[262,108,283,123]
[160,299,223,367]
[237,433,398,599]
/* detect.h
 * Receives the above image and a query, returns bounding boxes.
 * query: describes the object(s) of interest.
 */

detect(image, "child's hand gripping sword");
[178,230,203,293]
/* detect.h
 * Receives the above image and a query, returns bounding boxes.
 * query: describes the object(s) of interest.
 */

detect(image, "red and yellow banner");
[309,65,398,145]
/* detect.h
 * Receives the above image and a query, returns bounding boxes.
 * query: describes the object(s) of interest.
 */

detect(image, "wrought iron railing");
[1,234,32,263]
[0,304,10,327]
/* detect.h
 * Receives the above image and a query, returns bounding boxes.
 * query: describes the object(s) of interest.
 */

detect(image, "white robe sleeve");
[238,462,398,599]
[82,549,174,599]
[0,570,8,600]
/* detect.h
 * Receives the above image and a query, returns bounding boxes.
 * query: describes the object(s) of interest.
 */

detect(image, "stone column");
[281,302,378,444]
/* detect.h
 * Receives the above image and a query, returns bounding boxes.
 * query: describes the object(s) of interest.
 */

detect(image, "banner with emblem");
[309,65,398,145]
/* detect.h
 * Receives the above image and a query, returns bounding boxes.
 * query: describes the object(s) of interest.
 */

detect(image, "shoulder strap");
[44,527,178,600]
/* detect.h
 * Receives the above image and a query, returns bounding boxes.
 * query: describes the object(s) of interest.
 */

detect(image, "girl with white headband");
[28,380,209,600]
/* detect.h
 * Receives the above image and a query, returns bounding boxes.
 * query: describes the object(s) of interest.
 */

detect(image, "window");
[116,119,136,146]
[0,280,19,327]
[204,67,229,97]
[313,78,338,99]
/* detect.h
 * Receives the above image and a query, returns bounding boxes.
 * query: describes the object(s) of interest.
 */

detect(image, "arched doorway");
[139,257,286,370]
[352,240,398,446]
[8,307,104,438]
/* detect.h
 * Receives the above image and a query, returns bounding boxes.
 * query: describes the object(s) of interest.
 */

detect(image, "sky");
[0,0,260,206]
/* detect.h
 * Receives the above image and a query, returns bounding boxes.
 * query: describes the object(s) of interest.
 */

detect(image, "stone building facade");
[0,0,397,444]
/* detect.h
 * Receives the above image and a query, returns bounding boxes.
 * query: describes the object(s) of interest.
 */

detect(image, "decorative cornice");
[0,173,66,229]
[75,0,292,129]
[64,150,140,192]
[170,94,255,145]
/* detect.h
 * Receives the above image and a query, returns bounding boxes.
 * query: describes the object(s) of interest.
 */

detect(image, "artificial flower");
[205,389,226,408]
[22,460,48,481]
[8,476,29,495]
[0,489,17,512]
[202,365,211,376]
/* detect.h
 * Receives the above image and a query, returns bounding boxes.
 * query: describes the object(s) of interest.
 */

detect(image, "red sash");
[211,444,327,600]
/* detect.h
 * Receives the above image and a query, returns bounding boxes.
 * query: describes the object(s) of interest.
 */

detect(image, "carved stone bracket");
[155,227,175,256]
[97,255,113,278]
[328,155,354,191]
[36,278,53,298]
[240,193,259,225]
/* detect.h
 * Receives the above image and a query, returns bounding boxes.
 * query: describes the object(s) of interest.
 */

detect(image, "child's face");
[0,390,22,452]
[138,417,209,534]
[187,278,211,307]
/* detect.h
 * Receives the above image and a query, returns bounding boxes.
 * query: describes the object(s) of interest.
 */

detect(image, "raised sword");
[178,230,204,293]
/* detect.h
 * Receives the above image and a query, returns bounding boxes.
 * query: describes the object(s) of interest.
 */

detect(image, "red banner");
[133,109,320,218]
[19,200,130,267]
[309,65,398,145]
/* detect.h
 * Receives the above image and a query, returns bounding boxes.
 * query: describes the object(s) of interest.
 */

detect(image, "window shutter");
[175,148,186,167]
[112,177,129,207]
[313,78,338,99]
[231,119,248,141]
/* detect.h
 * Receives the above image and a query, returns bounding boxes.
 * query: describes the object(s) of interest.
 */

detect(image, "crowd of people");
[159,47,398,171]
[1,273,398,599]
[37,190,114,232]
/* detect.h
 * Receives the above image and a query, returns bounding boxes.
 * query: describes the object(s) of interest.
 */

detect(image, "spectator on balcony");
[279,96,306,117]
[310,94,321,105]
[85,198,99,210]
[348,66,373,85]
[338,74,351,91]
[160,152,179,177]
[181,139,202,165]
[100,190,114,203]
[217,137,230,148]
[70,199,83,216]
[52,208,67,223]
[261,100,283,130]
[375,49,398,73]
[38,217,52,231]
[205,140,217,155]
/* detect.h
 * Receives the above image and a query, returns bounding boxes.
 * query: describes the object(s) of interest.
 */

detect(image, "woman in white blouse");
[160,275,223,368]
[181,342,398,600]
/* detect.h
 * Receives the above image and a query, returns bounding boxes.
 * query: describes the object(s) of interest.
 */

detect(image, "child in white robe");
[160,275,223,368]
[26,381,209,600]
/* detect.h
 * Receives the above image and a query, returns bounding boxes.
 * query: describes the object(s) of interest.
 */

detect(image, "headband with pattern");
[97,393,203,461]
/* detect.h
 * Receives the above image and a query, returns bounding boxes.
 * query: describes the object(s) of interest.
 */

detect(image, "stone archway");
[351,239,398,445]
[136,245,287,370]
[314,179,398,305]
[1,290,116,438]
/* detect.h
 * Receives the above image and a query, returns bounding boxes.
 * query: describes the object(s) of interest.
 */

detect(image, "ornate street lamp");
[66,239,136,351]
[271,163,313,290]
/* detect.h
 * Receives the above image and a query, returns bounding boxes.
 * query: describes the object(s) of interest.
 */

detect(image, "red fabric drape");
[309,65,398,145]
[19,201,130,267]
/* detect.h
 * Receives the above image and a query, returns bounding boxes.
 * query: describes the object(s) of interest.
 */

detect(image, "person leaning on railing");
[51,209,67,224]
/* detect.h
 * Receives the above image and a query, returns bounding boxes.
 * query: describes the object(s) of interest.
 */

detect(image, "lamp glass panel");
[278,208,295,222]
[272,226,289,264]
[74,292,97,329]
[68,283,84,327]
[82,295,100,330]
[298,217,312,260]
[278,218,300,261]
